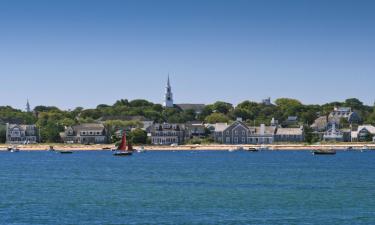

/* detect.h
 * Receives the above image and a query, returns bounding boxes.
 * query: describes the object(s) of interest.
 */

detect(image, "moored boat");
[228,146,244,152]
[9,146,20,152]
[58,150,73,154]
[313,149,336,155]
[256,145,269,151]
[247,147,259,152]
[136,146,146,153]
[113,130,133,157]
[361,145,369,152]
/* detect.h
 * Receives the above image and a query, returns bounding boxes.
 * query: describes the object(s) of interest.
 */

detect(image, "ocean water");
[0,150,375,225]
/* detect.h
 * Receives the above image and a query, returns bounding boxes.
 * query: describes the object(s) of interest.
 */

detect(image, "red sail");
[118,131,127,151]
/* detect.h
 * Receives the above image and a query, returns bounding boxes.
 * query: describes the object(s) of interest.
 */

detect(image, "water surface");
[0,150,374,224]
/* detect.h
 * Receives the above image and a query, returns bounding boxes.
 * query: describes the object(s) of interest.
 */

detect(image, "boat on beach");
[113,130,133,156]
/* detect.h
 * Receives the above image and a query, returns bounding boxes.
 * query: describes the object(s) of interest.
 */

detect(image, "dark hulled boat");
[113,131,133,157]
[247,147,259,152]
[313,149,336,155]
[59,150,73,154]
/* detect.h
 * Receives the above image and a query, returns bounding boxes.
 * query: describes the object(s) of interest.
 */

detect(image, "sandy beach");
[1,143,374,151]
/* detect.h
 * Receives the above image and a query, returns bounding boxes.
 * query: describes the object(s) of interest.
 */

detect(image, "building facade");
[213,120,275,145]
[60,123,108,144]
[274,127,304,142]
[329,107,361,124]
[6,124,38,144]
[150,123,187,145]
[323,123,344,142]
[351,125,375,142]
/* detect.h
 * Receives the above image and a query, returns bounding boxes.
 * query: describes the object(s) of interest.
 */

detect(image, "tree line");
[0,98,374,143]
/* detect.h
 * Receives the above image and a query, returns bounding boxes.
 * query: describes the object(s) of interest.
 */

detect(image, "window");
[226,137,230,143]
[235,130,238,135]
[242,131,245,135]
[226,131,229,135]
[242,137,246,143]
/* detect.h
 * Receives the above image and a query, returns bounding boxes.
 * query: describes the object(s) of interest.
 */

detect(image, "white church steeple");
[163,75,174,108]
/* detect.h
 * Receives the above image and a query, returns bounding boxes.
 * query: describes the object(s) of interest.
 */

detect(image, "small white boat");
[228,146,244,152]
[136,146,146,153]
[361,145,369,152]
[256,145,269,151]
[9,146,20,152]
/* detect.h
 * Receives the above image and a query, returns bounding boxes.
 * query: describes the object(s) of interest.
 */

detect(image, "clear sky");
[1,0,374,110]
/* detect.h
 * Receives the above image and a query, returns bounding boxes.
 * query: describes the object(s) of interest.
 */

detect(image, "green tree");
[205,113,230,124]
[212,101,233,114]
[130,128,147,144]
[0,124,6,143]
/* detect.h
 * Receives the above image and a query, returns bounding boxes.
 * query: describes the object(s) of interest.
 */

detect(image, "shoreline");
[0,143,374,151]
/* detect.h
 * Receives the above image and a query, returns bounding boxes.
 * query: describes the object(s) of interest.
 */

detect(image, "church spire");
[26,99,31,113]
[163,75,174,108]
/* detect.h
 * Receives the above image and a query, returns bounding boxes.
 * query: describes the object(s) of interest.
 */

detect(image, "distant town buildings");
[60,123,108,144]
[6,123,38,144]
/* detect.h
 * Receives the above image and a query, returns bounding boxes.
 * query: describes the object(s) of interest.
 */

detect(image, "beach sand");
[0,143,374,151]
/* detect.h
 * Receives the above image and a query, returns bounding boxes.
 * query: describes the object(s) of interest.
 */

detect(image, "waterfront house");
[351,125,375,142]
[214,120,275,145]
[329,107,361,124]
[6,123,38,144]
[209,123,229,140]
[323,123,344,142]
[274,127,304,142]
[150,123,187,145]
[186,121,206,138]
[60,123,108,144]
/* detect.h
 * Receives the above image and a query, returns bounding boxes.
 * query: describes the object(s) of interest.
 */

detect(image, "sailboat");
[113,130,133,156]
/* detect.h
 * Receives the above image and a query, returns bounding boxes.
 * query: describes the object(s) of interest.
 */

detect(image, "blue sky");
[0,0,374,110]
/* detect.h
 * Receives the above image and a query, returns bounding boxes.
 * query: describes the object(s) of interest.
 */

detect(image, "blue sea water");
[0,150,375,225]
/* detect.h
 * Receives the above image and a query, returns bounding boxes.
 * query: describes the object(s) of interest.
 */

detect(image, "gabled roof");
[357,125,375,134]
[224,121,250,132]
[176,104,205,112]
[276,128,303,135]
[213,123,229,132]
